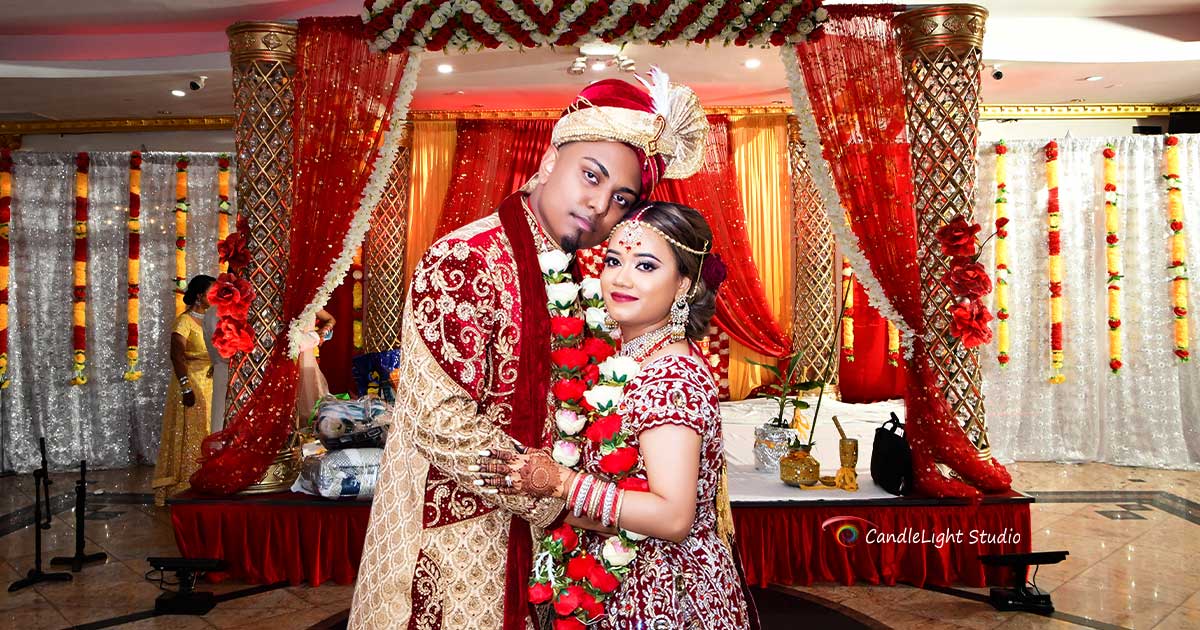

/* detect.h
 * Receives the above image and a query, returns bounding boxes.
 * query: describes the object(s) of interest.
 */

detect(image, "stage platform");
[169,398,1031,588]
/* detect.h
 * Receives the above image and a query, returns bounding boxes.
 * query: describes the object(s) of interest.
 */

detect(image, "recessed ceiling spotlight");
[591,61,606,72]
[171,89,186,97]
[744,58,762,69]
[437,63,454,74]
[1083,75,1103,81]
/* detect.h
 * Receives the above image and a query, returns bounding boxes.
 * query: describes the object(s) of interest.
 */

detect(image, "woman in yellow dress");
[153,275,217,506]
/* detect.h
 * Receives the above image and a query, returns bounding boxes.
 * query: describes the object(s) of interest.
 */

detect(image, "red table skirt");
[169,491,372,586]
[171,491,1030,589]
[733,495,1032,588]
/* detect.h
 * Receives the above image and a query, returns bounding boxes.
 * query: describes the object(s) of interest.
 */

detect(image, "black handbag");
[871,412,912,496]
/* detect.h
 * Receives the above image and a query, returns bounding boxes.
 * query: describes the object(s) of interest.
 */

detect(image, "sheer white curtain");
[977,134,1200,470]
[0,152,234,472]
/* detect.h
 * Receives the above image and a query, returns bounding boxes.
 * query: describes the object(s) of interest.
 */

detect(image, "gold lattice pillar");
[224,22,297,425]
[363,141,413,353]
[895,5,992,457]
[787,117,837,384]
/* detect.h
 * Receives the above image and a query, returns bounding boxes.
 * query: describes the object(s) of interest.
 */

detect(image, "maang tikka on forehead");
[608,205,712,298]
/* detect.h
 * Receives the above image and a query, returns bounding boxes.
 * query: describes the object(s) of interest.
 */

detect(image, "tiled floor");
[1,462,1196,630]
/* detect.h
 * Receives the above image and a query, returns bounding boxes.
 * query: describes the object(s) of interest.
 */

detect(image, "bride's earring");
[669,296,689,342]
[603,312,617,330]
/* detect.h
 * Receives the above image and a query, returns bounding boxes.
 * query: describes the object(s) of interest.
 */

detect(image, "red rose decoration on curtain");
[218,232,251,272]
[935,216,981,257]
[208,273,256,318]
[950,299,994,348]
[599,446,639,475]
[945,259,992,299]
[212,317,255,358]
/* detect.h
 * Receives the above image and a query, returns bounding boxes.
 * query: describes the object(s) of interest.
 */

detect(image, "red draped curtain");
[192,17,411,493]
[652,116,791,358]
[434,118,556,239]
[839,284,906,402]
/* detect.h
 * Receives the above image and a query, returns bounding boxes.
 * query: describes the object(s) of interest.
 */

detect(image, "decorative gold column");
[363,139,413,352]
[224,22,297,425]
[895,5,992,456]
[787,117,837,384]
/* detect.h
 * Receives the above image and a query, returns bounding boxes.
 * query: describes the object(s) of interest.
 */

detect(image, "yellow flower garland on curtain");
[124,152,143,381]
[886,320,899,366]
[0,150,11,388]
[352,246,364,351]
[71,153,89,386]
[1103,144,1123,373]
[216,153,232,273]
[1045,141,1065,384]
[174,156,189,314]
[1165,135,1190,362]
[993,141,1010,367]
[841,260,854,363]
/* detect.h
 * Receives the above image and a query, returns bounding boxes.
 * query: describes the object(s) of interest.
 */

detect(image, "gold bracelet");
[613,488,626,529]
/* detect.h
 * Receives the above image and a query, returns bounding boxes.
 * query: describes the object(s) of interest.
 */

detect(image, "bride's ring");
[504,475,513,488]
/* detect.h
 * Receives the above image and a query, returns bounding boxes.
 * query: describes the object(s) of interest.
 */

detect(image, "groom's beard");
[560,232,581,254]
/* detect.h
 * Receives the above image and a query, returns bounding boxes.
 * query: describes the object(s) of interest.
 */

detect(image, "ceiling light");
[580,42,621,57]
[591,61,606,72]
[437,63,453,74]
[1083,75,1103,81]
[171,89,186,97]
[744,58,762,69]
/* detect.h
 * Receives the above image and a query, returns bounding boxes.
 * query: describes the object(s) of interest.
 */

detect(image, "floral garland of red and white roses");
[1045,140,1065,383]
[530,249,648,628]
[993,141,1010,366]
[1164,135,1190,362]
[209,216,256,359]
[936,216,994,350]
[70,153,90,386]
[124,152,144,381]
[1102,144,1123,373]
[362,0,830,53]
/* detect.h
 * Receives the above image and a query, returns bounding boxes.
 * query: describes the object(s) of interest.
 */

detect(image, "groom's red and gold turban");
[551,67,708,198]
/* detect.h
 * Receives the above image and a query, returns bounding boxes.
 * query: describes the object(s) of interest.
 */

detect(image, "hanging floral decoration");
[1045,140,1065,383]
[1165,135,1190,362]
[936,216,994,349]
[210,215,256,359]
[531,251,650,627]
[0,150,11,388]
[362,0,830,53]
[216,153,232,273]
[70,152,90,386]
[993,141,1010,366]
[1102,144,1123,373]
[840,260,854,362]
[886,320,899,366]
[174,156,190,315]
[124,151,144,381]
[352,246,365,352]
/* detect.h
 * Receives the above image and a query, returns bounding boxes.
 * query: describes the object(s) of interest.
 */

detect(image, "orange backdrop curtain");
[405,120,457,282]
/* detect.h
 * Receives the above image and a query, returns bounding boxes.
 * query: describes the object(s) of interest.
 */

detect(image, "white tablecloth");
[720,397,906,503]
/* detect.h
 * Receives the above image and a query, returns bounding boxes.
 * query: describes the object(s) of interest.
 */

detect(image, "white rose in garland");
[599,356,640,385]
[546,282,580,315]
[555,409,585,436]
[585,306,609,331]
[538,250,571,280]
[580,277,602,301]
[601,536,637,567]
[552,440,581,467]
[583,384,625,414]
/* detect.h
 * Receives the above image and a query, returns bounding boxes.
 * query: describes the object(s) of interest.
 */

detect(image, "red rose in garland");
[599,445,640,475]
[586,563,620,593]
[549,523,578,552]
[554,617,585,630]
[208,273,255,318]
[581,336,615,363]
[553,585,587,616]
[565,553,598,581]
[584,413,622,443]
[212,317,254,358]
[552,378,587,405]
[550,315,585,343]
[528,582,553,605]
[551,347,589,374]
[950,299,994,348]
[945,258,993,299]
[935,216,981,257]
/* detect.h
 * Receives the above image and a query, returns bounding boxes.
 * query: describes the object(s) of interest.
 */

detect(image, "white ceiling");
[0,0,1197,121]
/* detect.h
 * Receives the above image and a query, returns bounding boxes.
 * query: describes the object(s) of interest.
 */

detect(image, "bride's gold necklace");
[619,324,675,363]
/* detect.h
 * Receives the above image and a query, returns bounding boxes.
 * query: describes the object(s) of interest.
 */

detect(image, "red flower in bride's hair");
[950,299,994,348]
[935,216,981,257]
[208,273,255,318]
[218,232,251,272]
[599,446,639,475]
[700,252,728,291]
[212,317,254,358]
[945,259,992,299]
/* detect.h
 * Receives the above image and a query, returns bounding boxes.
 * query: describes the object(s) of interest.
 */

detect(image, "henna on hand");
[515,450,566,498]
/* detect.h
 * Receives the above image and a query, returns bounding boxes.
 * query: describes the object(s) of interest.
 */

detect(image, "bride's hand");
[471,447,573,499]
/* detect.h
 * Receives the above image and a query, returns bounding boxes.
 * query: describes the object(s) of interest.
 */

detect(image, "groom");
[350,75,707,630]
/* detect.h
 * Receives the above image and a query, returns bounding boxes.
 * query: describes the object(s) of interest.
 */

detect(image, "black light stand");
[51,460,108,571]
[8,438,73,592]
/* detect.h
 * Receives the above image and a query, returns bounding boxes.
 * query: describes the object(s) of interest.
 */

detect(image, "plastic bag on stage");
[313,395,391,450]
[293,448,384,500]
[871,412,912,496]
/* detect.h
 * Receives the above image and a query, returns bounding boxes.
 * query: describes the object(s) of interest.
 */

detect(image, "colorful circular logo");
[820,516,878,548]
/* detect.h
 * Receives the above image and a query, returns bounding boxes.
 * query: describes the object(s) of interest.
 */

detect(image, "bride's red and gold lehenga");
[579,347,752,629]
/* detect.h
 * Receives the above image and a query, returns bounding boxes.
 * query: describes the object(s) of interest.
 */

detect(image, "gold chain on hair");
[606,206,710,256]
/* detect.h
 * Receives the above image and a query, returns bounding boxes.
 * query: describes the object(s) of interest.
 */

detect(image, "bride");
[477,202,755,629]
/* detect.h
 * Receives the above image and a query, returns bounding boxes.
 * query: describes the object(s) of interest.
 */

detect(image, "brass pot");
[839,438,859,469]
[780,447,820,487]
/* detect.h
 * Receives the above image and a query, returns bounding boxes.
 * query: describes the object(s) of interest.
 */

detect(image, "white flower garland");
[781,45,917,359]
[287,52,423,358]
